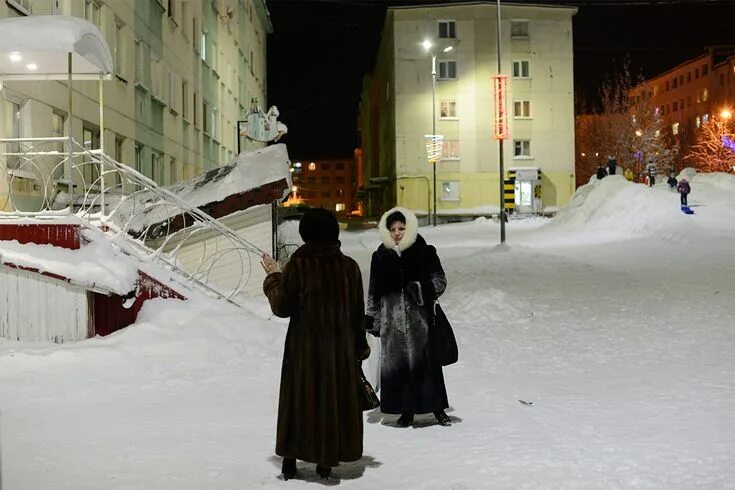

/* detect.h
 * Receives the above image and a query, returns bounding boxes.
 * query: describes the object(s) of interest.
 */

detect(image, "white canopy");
[0,16,113,80]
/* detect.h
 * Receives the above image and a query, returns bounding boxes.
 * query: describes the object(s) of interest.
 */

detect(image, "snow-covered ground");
[1,173,734,489]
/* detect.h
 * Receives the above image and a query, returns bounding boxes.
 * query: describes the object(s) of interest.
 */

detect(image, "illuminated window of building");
[440,100,457,118]
[695,116,701,128]
[335,203,346,212]
[308,162,316,171]
[703,88,708,101]
[672,123,679,135]
[703,114,709,124]
[655,130,660,137]
[441,140,460,159]
[513,100,531,118]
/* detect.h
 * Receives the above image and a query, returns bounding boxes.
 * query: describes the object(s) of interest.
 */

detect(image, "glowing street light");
[721,108,732,120]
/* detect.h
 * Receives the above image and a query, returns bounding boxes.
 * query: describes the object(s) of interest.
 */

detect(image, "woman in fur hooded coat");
[365,207,452,427]
[262,208,370,480]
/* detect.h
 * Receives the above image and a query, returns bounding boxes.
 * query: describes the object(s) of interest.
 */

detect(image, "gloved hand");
[405,281,424,306]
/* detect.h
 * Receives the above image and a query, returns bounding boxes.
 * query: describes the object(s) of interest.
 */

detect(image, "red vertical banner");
[493,75,510,140]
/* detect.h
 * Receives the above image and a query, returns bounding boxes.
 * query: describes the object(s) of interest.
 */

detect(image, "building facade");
[1,0,271,211]
[358,2,577,219]
[289,156,360,218]
[630,46,735,155]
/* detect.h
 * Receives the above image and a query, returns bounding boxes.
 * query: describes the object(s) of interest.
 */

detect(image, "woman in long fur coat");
[262,208,370,480]
[365,206,452,427]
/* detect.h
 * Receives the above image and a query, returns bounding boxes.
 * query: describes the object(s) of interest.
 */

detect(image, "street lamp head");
[635,130,642,137]
[421,39,433,51]
[442,46,454,53]
[721,108,732,120]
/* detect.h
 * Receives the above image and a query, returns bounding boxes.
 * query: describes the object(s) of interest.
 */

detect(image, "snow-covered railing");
[1,137,267,303]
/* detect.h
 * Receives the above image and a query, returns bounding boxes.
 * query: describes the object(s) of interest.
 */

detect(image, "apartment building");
[630,46,735,151]
[0,0,271,210]
[358,2,577,219]
[290,157,360,218]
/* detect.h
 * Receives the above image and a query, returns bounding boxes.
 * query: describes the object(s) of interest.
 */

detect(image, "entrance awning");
[0,15,113,80]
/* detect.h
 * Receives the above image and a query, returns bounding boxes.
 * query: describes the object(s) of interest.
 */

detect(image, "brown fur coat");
[263,241,369,467]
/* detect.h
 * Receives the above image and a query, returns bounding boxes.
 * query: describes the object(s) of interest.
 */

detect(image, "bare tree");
[575,59,678,185]
[685,116,735,173]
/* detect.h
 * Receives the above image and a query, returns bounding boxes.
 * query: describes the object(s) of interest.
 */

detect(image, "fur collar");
[378,206,419,252]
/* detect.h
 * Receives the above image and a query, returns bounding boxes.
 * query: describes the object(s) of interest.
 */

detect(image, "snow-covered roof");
[110,144,292,235]
[0,16,113,80]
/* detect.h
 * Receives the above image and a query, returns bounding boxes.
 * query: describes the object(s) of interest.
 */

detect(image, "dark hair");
[385,211,406,230]
[299,208,339,243]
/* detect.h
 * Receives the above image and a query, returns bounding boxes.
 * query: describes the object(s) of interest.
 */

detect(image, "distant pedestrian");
[677,177,691,206]
[596,165,607,180]
[607,156,617,175]
[646,161,656,187]
[624,168,634,181]
[667,173,678,189]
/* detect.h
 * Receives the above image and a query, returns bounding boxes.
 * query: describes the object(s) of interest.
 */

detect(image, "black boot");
[316,465,332,479]
[434,410,451,426]
[282,458,296,480]
[396,413,414,427]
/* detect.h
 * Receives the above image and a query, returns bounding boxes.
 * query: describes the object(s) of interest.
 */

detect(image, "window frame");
[437,19,456,39]
[437,60,457,80]
[440,181,460,202]
[510,20,530,39]
[513,100,531,119]
[513,139,532,159]
[512,60,530,79]
[440,100,457,119]
[441,139,460,160]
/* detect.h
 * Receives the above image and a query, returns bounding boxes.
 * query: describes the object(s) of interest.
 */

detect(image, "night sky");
[266,0,735,159]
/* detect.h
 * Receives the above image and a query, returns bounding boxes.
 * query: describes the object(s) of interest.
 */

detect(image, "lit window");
[513,100,531,118]
[438,20,456,39]
[440,100,457,118]
[510,20,529,38]
[201,32,207,62]
[438,61,457,80]
[703,88,708,102]
[335,203,346,212]
[672,123,679,135]
[696,116,701,128]
[703,114,709,124]
[512,60,530,78]
[441,181,460,201]
[513,139,531,158]
[308,162,316,171]
[441,140,460,159]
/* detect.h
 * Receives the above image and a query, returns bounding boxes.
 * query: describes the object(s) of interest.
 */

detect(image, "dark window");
[336,162,345,170]
[438,21,456,39]
[321,191,330,198]
[703,64,709,75]
[336,176,345,184]
[321,176,329,184]
[322,162,330,170]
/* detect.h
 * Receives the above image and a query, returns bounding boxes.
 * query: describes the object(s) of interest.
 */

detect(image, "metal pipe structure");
[431,53,437,227]
[496,0,506,243]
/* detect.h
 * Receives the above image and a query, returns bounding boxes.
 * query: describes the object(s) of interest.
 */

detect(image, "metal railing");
[1,136,268,303]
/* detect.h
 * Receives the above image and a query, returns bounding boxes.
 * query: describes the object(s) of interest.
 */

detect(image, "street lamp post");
[495,0,506,243]
[422,40,453,227]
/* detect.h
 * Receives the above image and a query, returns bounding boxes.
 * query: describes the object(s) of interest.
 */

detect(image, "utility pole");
[496,0,506,243]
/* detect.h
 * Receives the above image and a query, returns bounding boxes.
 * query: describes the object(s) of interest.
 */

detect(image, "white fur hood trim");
[378,206,419,252]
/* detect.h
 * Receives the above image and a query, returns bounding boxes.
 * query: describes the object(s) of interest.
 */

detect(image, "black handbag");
[357,364,380,411]
[430,302,458,366]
